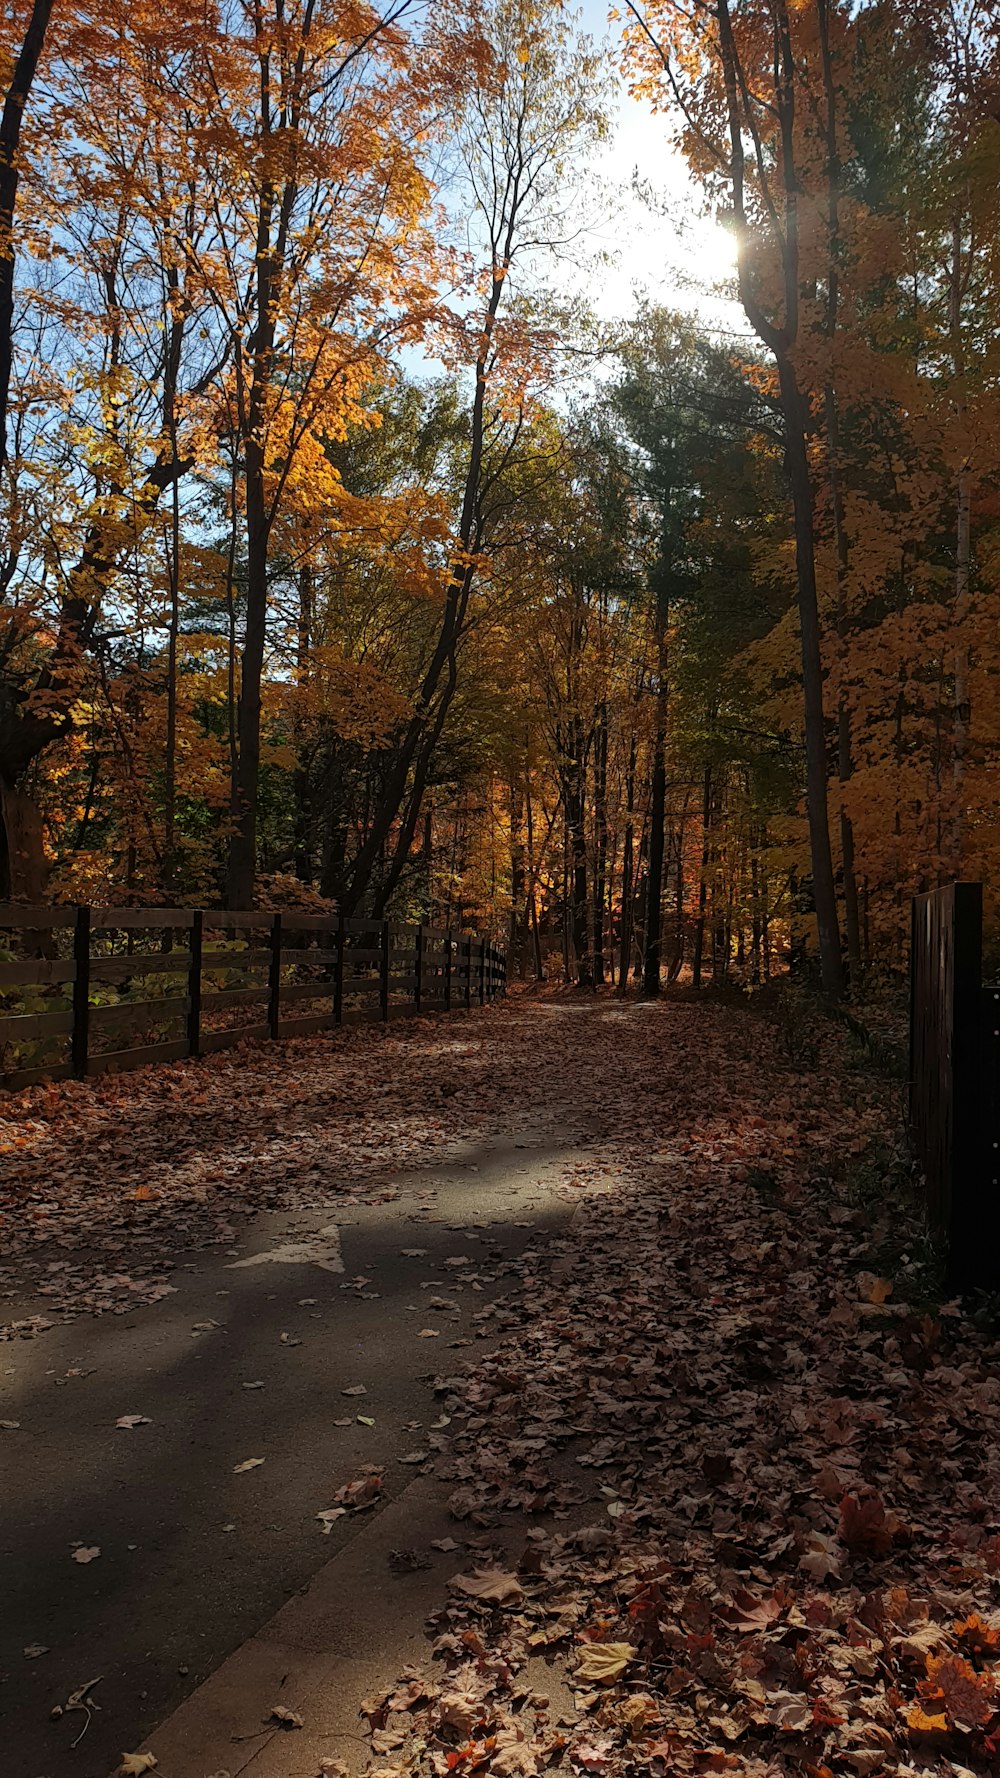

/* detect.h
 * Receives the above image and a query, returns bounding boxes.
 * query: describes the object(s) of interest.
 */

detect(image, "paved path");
[2,1112,582,1778]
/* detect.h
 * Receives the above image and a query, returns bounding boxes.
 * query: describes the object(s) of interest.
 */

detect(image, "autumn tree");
[621,0,854,993]
[333,0,610,917]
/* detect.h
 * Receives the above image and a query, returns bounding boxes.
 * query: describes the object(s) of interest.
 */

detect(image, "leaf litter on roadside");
[323,997,1000,1778]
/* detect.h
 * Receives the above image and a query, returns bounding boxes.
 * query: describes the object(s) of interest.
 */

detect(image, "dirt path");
[3,994,998,1778]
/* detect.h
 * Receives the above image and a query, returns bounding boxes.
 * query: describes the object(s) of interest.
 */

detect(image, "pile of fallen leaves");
[349,996,1000,1778]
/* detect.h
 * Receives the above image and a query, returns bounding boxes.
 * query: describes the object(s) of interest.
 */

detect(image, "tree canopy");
[2,0,999,993]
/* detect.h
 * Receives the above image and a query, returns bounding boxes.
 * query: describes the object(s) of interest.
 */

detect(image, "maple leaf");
[717,1587,785,1631]
[451,1571,524,1605]
[838,1489,902,1558]
[953,1613,1000,1658]
[919,1653,995,1729]
[333,1473,382,1510]
[574,1643,633,1684]
[906,1704,948,1735]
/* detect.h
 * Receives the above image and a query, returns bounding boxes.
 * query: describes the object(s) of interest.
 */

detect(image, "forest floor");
[2,989,999,1778]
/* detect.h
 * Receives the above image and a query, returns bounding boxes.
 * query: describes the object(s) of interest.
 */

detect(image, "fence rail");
[0,905,506,1092]
[910,882,1000,1291]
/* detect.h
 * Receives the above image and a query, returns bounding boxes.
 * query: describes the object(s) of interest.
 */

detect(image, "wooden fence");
[0,905,506,1092]
[910,882,1000,1291]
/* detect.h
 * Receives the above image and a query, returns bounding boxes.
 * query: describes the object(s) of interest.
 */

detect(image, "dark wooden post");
[907,895,919,1130]
[268,913,282,1040]
[479,936,486,1005]
[188,910,203,1056]
[948,884,986,1288]
[414,924,424,1015]
[71,904,91,1080]
[380,920,390,1022]
[444,930,452,1011]
[334,914,345,1027]
[464,936,472,1010]
[911,883,992,1292]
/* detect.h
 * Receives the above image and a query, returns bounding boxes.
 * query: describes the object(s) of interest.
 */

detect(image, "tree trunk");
[509,771,525,977]
[566,715,592,989]
[642,580,669,996]
[669,804,687,982]
[617,728,637,994]
[525,769,544,981]
[163,489,181,898]
[777,355,844,997]
[950,216,971,868]
[293,561,314,882]
[592,698,608,986]
[692,761,712,990]
[227,440,269,908]
[0,0,55,472]
[816,0,862,985]
[0,777,47,899]
[561,811,571,984]
[750,840,762,985]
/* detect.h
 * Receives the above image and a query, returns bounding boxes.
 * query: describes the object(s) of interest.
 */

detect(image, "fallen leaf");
[920,1652,994,1728]
[72,1545,100,1563]
[333,1473,382,1510]
[574,1643,633,1684]
[233,1457,264,1473]
[115,1414,152,1429]
[839,1489,901,1558]
[115,1754,157,1776]
[269,1705,303,1728]
[452,1571,524,1605]
[906,1704,948,1735]
[857,1272,893,1304]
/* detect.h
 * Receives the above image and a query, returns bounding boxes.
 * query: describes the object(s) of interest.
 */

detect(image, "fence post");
[950,884,987,1287]
[380,920,390,1022]
[444,930,452,1011]
[479,936,486,1005]
[268,913,282,1040]
[334,913,345,1027]
[414,924,424,1015]
[188,910,203,1056]
[908,895,919,1130]
[71,904,91,1080]
[464,935,472,1010]
[910,882,992,1292]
